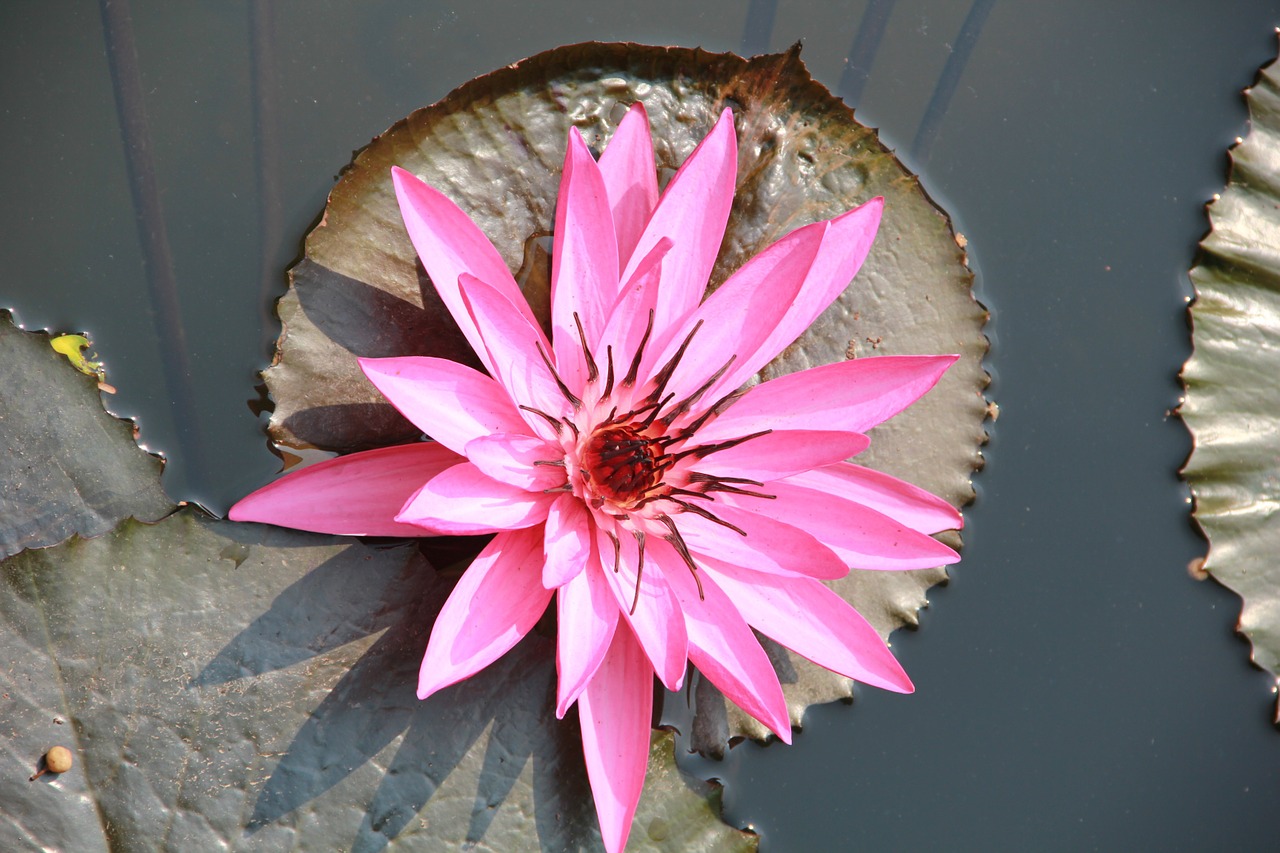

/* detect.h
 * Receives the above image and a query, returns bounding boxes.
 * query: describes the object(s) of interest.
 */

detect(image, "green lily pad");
[1182,41,1280,719]
[0,509,755,851]
[0,311,174,560]
[264,42,988,751]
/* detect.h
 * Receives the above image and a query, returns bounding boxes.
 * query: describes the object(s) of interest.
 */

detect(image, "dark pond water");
[5,1,1280,849]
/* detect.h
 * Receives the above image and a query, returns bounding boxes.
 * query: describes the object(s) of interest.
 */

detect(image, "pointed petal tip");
[936,541,963,565]
[390,164,419,193]
[861,196,885,227]
[713,106,738,143]
[226,500,251,523]
[871,646,915,694]
[880,665,915,695]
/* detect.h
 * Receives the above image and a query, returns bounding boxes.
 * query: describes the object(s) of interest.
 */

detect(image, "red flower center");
[583,425,665,507]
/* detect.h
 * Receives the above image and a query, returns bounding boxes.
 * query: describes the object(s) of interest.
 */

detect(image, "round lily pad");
[264,43,989,747]
[1182,40,1280,719]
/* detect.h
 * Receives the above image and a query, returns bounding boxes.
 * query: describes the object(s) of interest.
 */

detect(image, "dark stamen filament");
[536,341,584,410]
[656,515,705,600]
[519,404,563,433]
[602,346,616,399]
[621,310,655,387]
[669,500,747,535]
[607,531,621,572]
[629,531,647,614]
[679,388,746,437]
[573,312,599,382]
[643,320,703,410]
[673,429,773,462]
[695,483,776,500]
[660,355,737,426]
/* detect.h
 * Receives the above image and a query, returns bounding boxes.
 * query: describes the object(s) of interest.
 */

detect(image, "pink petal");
[703,197,885,401]
[464,433,565,491]
[391,166,538,376]
[686,429,870,483]
[618,109,737,336]
[228,442,460,536]
[724,481,960,571]
[658,539,791,742]
[543,493,592,588]
[396,461,552,534]
[418,527,552,698]
[697,354,959,442]
[551,129,620,390]
[358,356,528,455]
[597,525,688,691]
[457,273,565,424]
[703,559,913,693]
[592,237,671,375]
[578,625,652,853]
[786,462,962,535]
[598,102,660,268]
[556,560,620,717]
[642,218,826,406]
[674,503,849,580]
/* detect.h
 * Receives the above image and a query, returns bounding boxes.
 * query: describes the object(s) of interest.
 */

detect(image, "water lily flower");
[231,103,961,852]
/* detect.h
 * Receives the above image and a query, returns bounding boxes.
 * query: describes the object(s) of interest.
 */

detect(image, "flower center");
[582,425,665,508]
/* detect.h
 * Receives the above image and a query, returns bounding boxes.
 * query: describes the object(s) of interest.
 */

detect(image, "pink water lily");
[231,103,961,852]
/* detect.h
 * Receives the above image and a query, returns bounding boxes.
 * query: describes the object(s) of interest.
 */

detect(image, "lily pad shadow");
[195,535,598,850]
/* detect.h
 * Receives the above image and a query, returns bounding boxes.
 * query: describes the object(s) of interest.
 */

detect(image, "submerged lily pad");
[264,43,988,748]
[0,510,755,851]
[1182,41,1280,718]
[0,312,173,560]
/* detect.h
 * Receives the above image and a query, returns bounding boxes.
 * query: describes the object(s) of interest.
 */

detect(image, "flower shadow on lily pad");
[279,258,481,452]
[193,535,599,851]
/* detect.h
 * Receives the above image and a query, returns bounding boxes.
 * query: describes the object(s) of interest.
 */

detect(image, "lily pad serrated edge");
[0,309,175,560]
[1182,36,1280,720]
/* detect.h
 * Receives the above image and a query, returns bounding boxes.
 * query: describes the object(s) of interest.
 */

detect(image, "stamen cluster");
[530,311,775,611]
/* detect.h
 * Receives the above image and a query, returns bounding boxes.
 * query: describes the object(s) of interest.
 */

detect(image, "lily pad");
[0,311,173,560]
[1182,41,1280,718]
[264,43,988,749]
[0,509,755,851]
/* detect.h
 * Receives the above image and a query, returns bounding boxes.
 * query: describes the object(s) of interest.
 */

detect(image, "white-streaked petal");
[556,558,619,716]
[543,493,592,588]
[417,527,552,698]
[359,356,529,455]
[551,128,619,390]
[578,625,652,853]
[598,102,660,267]
[596,525,688,691]
[228,442,460,536]
[396,461,552,534]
